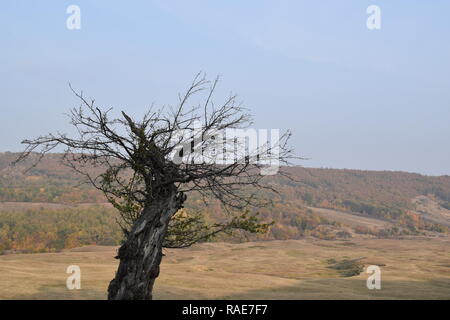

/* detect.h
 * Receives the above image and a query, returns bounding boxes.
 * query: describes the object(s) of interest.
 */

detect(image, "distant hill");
[278,166,450,226]
[0,152,449,254]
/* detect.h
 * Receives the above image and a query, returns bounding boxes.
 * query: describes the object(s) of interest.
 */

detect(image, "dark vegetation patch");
[326,258,365,277]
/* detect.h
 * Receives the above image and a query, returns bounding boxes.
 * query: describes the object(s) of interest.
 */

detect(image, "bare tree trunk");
[107,187,183,300]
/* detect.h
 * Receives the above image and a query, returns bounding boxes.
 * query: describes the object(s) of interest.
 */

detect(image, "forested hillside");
[1,152,449,254]
[277,166,450,229]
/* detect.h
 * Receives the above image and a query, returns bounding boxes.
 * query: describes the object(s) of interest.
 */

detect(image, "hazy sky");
[1,1,449,175]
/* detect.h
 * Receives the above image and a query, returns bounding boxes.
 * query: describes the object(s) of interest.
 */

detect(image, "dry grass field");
[308,207,394,229]
[0,237,449,300]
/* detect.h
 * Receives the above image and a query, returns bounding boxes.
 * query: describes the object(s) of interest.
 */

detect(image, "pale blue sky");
[1,1,449,175]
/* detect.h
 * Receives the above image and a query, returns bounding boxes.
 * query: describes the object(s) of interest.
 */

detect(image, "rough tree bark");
[107,186,185,300]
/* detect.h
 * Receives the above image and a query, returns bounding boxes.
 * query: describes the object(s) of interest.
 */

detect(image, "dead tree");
[15,74,295,300]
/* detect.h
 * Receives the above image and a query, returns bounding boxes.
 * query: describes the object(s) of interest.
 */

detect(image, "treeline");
[0,204,341,254]
[0,152,104,203]
[275,167,450,229]
[2,200,442,255]
[0,200,447,255]
[2,152,450,214]
[0,206,122,254]
[0,185,103,203]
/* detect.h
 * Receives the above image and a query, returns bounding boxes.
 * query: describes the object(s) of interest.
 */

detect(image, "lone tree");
[15,74,295,300]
